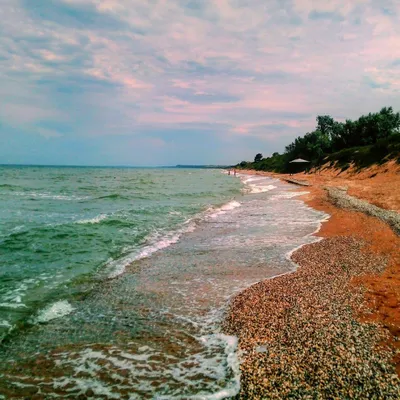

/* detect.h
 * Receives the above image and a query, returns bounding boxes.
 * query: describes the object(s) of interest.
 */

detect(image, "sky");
[1,0,400,166]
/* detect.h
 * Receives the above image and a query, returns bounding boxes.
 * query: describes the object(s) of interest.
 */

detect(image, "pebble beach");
[224,167,400,398]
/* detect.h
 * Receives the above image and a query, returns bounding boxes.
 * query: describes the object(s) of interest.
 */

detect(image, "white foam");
[0,302,27,309]
[208,200,241,219]
[0,320,11,328]
[285,212,331,269]
[240,175,265,184]
[45,312,240,398]
[107,220,197,279]
[76,214,108,224]
[160,333,239,400]
[221,200,241,211]
[119,351,152,362]
[239,175,278,194]
[248,184,277,194]
[14,192,90,201]
[309,213,330,236]
[52,377,120,399]
[270,191,309,200]
[34,300,75,323]
[0,278,46,312]
[106,198,242,279]
[202,334,241,400]
[10,225,25,233]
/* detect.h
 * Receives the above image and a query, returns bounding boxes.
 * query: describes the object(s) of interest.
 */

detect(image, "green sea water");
[0,167,328,398]
[0,166,241,336]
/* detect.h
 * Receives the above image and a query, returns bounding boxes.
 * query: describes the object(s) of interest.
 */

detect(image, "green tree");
[316,115,335,138]
[239,106,399,173]
[254,153,263,162]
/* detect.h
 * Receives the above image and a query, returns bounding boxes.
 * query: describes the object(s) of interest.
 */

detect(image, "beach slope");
[225,163,400,398]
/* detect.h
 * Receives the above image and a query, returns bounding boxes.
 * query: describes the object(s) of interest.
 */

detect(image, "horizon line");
[0,163,233,168]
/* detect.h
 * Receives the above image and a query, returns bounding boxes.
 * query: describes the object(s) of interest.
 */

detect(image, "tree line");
[238,107,400,172]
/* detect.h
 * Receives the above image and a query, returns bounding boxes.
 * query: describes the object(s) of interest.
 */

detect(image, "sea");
[0,166,327,399]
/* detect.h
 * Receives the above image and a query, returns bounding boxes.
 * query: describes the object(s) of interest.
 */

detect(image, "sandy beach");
[225,162,400,398]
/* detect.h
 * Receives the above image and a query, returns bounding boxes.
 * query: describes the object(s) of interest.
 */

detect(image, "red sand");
[240,161,400,373]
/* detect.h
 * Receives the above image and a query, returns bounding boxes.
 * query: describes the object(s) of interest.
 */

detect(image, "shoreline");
[224,168,400,398]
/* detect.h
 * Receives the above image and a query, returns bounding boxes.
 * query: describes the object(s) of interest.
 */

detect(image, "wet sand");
[0,177,325,399]
[242,160,400,212]
[225,163,400,398]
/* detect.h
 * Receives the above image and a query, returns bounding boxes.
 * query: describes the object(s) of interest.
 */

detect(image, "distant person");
[234,169,237,176]
[228,170,231,175]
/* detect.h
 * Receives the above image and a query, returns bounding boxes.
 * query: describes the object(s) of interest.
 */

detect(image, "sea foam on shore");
[0,172,332,399]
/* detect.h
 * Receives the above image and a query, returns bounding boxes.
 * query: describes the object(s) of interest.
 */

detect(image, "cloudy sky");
[1,0,400,166]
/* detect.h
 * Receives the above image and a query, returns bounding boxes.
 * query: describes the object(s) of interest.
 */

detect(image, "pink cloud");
[2,0,400,147]
[293,0,368,16]
[171,79,191,89]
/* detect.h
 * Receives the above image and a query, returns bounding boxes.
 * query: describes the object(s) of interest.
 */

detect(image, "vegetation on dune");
[238,107,400,173]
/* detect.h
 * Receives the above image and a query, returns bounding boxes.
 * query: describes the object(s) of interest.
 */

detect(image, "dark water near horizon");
[0,167,327,399]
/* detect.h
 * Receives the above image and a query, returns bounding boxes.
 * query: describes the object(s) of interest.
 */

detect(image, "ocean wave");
[96,194,129,200]
[284,210,330,269]
[106,221,197,279]
[249,184,277,194]
[221,200,241,211]
[240,175,261,183]
[169,211,182,216]
[208,200,242,219]
[0,302,27,309]
[240,175,279,194]
[76,214,108,225]
[0,183,20,190]
[0,278,43,310]
[76,216,136,228]
[104,198,244,278]
[241,179,277,193]
[49,326,240,400]
[171,191,219,198]
[14,192,90,201]
[0,320,11,328]
[0,225,26,240]
[34,300,75,324]
[196,334,241,400]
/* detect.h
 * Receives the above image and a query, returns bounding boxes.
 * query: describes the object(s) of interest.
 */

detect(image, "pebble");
[223,236,400,399]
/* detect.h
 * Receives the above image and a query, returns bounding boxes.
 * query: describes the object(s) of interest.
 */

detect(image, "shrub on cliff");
[237,107,400,172]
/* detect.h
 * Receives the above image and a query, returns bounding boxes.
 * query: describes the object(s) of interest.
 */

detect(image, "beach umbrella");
[288,158,310,173]
[289,158,310,163]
